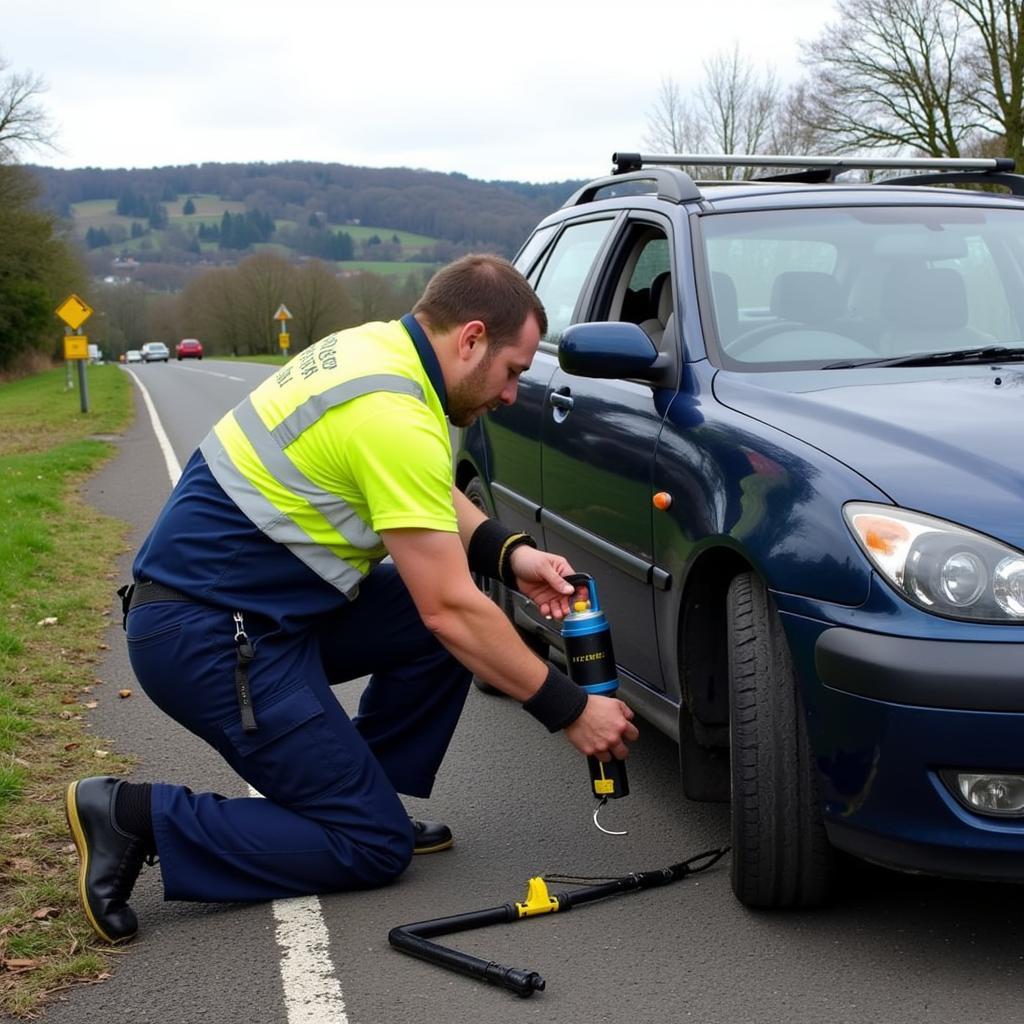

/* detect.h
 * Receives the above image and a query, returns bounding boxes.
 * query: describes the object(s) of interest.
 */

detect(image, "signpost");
[274,303,292,353]
[56,293,93,413]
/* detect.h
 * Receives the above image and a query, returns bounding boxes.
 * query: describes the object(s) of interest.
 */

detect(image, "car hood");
[713,365,1024,548]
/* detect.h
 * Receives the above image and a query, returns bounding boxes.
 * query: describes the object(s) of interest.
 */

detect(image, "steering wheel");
[725,320,807,356]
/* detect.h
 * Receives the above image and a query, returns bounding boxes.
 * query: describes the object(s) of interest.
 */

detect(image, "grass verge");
[0,365,135,1018]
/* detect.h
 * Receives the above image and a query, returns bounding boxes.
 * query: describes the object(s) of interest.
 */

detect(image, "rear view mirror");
[559,322,669,381]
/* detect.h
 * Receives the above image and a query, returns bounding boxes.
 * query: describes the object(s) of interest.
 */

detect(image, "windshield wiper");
[824,345,1024,369]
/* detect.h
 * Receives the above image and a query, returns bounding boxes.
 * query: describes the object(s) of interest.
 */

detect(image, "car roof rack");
[610,152,1024,196]
[562,168,702,208]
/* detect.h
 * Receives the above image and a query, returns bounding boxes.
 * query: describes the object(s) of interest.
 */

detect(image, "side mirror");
[558,322,668,381]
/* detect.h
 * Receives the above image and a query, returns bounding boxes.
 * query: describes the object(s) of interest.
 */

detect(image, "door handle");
[548,391,574,410]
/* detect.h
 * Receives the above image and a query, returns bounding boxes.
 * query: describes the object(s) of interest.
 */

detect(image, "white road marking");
[123,369,182,483]
[125,365,349,1024]
[172,363,245,381]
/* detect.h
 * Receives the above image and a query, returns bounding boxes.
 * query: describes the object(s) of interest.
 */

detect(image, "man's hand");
[563,694,638,761]
[508,545,579,619]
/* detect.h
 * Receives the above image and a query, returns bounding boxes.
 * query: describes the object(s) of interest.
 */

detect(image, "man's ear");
[456,320,487,361]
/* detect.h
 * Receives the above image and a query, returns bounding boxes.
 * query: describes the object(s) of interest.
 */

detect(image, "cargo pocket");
[222,685,353,806]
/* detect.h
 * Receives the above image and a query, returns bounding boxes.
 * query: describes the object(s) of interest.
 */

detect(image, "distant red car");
[176,338,203,360]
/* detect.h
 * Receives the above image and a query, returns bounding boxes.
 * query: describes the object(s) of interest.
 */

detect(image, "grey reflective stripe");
[233,398,380,549]
[199,429,367,597]
[197,371,430,597]
[270,374,425,448]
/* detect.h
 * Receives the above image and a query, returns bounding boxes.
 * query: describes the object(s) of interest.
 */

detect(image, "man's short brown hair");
[413,253,547,349]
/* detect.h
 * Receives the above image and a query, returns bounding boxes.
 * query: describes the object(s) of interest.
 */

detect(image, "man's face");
[447,316,541,428]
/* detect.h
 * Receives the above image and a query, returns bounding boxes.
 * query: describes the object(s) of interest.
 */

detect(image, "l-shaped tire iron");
[388,574,729,996]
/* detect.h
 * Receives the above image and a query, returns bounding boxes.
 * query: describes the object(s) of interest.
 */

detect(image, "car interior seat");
[710,271,739,347]
[769,271,844,327]
[639,271,674,346]
[878,266,992,355]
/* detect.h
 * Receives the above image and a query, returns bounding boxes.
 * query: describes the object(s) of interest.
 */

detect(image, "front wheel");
[727,572,834,908]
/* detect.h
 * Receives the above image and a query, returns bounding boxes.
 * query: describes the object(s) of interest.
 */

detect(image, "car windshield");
[699,205,1024,370]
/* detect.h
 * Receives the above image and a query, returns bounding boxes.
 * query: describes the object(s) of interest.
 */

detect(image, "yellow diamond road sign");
[274,304,293,321]
[56,293,94,331]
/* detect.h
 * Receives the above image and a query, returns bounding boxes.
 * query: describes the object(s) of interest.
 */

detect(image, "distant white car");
[141,342,169,363]
[125,350,143,363]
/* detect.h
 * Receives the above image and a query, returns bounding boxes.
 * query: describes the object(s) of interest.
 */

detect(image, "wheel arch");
[670,544,757,801]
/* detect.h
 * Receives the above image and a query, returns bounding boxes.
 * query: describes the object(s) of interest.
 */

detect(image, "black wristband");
[522,664,587,732]
[467,518,537,589]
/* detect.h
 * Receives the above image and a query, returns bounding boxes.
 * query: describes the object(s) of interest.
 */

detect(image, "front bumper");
[816,628,1024,712]
[781,609,1024,882]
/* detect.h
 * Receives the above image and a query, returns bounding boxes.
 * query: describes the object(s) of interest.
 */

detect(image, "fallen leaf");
[118,689,132,699]
[63,743,81,752]
[82,700,98,709]
[93,749,110,758]
[3,958,40,970]
[32,907,59,920]
[98,643,110,650]
[60,694,77,705]
[36,617,58,627]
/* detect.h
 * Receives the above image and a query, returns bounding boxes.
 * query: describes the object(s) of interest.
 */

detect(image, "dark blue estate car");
[456,153,1024,908]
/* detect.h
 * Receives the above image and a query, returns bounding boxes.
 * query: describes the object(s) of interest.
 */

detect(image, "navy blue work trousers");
[125,564,472,903]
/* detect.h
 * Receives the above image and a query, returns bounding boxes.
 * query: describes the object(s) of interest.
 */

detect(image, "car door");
[483,217,618,536]
[540,216,678,691]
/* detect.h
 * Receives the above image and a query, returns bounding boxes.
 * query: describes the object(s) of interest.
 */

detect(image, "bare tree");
[237,252,295,354]
[93,282,149,351]
[346,271,404,325]
[643,46,783,179]
[951,0,1024,166]
[643,78,697,153]
[181,268,248,356]
[287,260,354,351]
[0,57,56,162]
[799,0,982,156]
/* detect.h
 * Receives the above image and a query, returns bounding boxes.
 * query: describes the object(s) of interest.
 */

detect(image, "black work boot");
[410,817,453,854]
[65,777,154,943]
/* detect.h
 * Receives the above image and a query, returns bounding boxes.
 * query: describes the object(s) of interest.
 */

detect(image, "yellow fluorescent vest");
[199,321,457,597]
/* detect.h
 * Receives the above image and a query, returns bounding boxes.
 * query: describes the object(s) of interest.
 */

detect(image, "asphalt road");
[33,358,1024,1024]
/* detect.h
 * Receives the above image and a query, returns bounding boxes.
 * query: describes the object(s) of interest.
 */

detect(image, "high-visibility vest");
[199,322,444,598]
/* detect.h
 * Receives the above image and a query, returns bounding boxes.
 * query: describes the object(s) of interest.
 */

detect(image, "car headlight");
[844,502,1024,622]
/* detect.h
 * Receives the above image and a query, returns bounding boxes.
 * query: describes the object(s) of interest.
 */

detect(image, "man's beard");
[447,354,494,428]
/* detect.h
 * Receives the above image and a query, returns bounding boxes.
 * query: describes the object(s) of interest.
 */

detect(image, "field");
[71,196,441,275]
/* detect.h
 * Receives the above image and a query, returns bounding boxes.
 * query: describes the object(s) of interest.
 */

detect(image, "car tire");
[462,476,548,695]
[727,571,833,908]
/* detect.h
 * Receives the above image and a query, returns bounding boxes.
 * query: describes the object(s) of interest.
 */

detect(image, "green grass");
[341,224,437,251]
[0,364,135,1017]
[224,353,289,366]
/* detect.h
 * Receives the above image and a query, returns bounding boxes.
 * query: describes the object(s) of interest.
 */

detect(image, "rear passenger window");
[533,219,614,344]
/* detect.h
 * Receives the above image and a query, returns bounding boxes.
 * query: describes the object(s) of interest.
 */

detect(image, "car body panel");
[457,169,1024,889]
[141,342,169,362]
[713,367,1024,547]
[176,339,203,359]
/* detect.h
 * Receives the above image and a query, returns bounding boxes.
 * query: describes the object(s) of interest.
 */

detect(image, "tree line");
[91,252,430,359]
[0,58,83,374]
[29,161,580,257]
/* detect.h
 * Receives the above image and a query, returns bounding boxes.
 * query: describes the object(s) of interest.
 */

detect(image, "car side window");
[532,219,614,344]
[594,225,674,352]
[514,224,558,278]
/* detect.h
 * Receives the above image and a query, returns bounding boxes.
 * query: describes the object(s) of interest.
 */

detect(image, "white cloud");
[6,0,834,182]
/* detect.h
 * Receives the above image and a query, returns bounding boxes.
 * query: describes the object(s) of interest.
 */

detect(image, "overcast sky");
[7,0,835,184]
